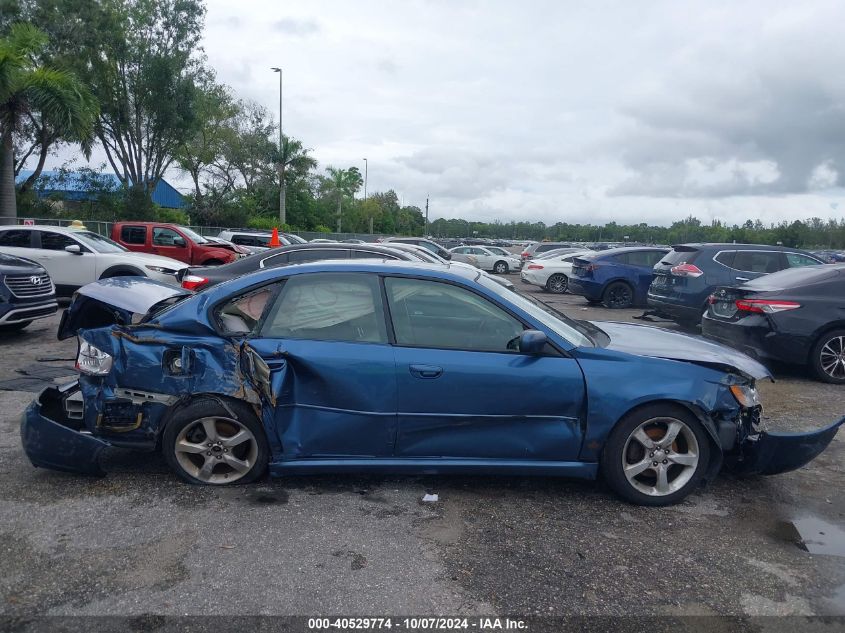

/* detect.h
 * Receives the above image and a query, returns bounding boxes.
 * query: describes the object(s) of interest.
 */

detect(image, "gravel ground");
[0,275,843,619]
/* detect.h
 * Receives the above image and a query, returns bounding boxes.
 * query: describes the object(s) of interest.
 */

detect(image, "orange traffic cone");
[269,227,281,247]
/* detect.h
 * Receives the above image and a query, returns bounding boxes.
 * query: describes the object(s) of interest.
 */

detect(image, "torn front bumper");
[20,383,109,476]
[728,416,845,476]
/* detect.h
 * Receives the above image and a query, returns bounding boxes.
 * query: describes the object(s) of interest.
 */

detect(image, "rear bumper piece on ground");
[20,384,109,476]
[729,417,845,476]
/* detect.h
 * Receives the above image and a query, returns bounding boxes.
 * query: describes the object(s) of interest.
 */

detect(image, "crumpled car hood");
[593,321,772,381]
[57,277,191,340]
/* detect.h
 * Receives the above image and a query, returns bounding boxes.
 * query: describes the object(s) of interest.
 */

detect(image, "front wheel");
[546,274,568,294]
[493,261,509,274]
[810,329,845,384]
[602,281,634,309]
[163,398,269,485]
[601,404,710,506]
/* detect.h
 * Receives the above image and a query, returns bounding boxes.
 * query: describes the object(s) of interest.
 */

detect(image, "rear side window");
[121,225,146,244]
[714,251,735,267]
[287,249,348,263]
[619,251,659,267]
[0,230,32,247]
[39,231,78,251]
[733,251,782,273]
[786,253,821,268]
[262,273,387,343]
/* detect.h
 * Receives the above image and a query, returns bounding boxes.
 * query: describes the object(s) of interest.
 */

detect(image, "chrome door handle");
[735,277,749,282]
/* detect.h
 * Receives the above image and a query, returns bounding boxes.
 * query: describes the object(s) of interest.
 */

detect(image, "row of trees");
[429,215,845,249]
[0,0,427,234]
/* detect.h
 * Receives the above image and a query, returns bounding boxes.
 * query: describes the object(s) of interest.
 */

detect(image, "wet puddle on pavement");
[776,516,845,557]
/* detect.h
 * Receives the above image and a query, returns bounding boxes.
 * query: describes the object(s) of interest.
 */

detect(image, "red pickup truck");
[111,222,245,266]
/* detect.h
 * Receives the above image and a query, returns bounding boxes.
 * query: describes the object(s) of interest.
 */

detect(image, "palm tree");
[277,135,317,226]
[322,166,363,233]
[0,23,97,223]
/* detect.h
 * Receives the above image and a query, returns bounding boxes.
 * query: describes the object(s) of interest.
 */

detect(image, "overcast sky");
[54,0,845,226]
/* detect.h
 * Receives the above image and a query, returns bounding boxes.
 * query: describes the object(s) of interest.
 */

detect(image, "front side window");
[121,225,147,245]
[786,253,821,268]
[153,228,187,247]
[39,231,79,251]
[0,230,32,247]
[216,285,278,334]
[262,273,387,343]
[384,277,524,352]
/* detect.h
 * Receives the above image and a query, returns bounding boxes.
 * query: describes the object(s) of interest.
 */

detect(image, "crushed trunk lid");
[58,277,191,340]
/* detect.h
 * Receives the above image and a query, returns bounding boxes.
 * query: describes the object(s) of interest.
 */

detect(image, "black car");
[647,243,824,325]
[702,264,845,383]
[179,243,419,290]
[0,253,58,331]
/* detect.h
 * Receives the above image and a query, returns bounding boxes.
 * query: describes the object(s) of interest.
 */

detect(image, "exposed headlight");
[77,340,113,376]
[145,265,176,274]
[730,384,760,408]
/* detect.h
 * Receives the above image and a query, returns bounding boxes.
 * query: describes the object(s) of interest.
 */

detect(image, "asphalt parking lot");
[0,273,843,618]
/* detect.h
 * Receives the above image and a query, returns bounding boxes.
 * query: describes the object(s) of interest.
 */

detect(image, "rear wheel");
[810,329,845,384]
[602,404,710,506]
[602,281,634,309]
[546,274,568,294]
[493,260,509,274]
[163,398,269,485]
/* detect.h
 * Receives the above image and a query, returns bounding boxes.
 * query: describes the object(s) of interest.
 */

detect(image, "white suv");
[0,225,187,296]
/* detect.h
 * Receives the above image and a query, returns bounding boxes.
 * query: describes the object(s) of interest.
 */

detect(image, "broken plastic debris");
[422,493,439,502]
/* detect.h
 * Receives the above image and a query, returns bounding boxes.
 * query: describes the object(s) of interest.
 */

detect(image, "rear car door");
[244,272,397,459]
[385,276,586,461]
[730,250,783,284]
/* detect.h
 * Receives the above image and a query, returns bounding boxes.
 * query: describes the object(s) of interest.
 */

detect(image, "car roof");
[672,242,811,250]
[592,246,669,256]
[258,242,409,256]
[1,224,90,235]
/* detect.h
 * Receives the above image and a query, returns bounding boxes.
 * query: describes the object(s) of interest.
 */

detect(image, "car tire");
[602,281,634,309]
[163,398,269,485]
[601,403,711,506]
[546,274,568,294]
[810,329,845,384]
[0,320,32,332]
[493,261,509,274]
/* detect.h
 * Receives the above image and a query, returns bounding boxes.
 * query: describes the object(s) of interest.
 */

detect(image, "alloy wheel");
[548,274,568,294]
[494,262,508,274]
[605,284,632,308]
[173,416,259,484]
[621,417,699,497]
[819,335,845,380]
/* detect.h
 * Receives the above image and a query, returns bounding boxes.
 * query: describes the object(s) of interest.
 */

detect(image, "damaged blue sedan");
[21,260,844,505]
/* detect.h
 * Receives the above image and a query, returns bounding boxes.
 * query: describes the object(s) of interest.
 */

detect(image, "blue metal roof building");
[16,170,185,209]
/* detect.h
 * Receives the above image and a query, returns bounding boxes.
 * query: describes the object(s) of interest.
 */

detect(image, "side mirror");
[442,251,452,260]
[173,238,187,248]
[65,244,82,255]
[519,330,547,354]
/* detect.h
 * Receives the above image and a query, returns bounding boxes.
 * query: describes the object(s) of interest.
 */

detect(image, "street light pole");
[271,67,285,226]
[363,158,368,200]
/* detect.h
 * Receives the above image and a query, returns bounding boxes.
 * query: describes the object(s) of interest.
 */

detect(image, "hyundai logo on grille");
[30,276,42,285]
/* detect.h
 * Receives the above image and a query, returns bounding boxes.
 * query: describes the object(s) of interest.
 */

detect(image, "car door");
[33,230,97,291]
[385,276,586,461]
[242,272,397,459]
[151,227,191,263]
[470,247,494,269]
[730,250,782,284]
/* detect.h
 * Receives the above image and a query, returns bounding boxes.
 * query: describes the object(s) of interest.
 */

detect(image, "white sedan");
[520,249,596,293]
[449,246,521,274]
[0,225,187,296]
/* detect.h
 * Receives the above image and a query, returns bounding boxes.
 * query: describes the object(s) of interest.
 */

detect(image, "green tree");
[0,22,96,222]
[91,0,206,203]
[320,166,363,232]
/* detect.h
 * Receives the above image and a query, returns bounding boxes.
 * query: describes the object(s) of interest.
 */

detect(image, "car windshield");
[179,226,208,244]
[476,274,603,347]
[74,231,128,253]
